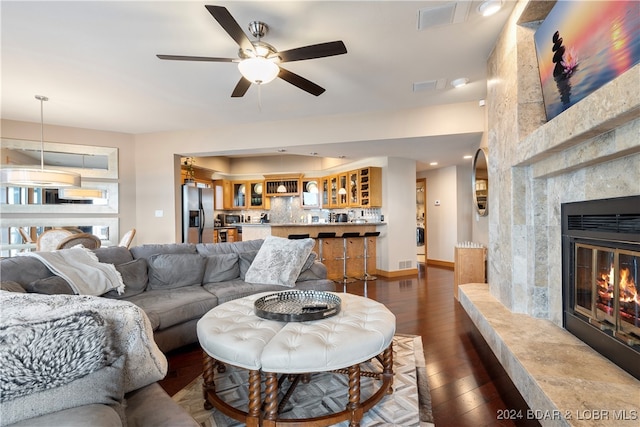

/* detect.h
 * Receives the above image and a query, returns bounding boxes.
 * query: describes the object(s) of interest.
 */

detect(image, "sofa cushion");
[130,243,197,260]
[238,251,258,280]
[203,279,288,305]
[102,259,148,299]
[0,257,53,285]
[0,355,126,427]
[196,239,264,256]
[125,285,218,331]
[203,253,239,283]
[92,246,134,265]
[4,404,122,427]
[244,236,315,287]
[25,276,74,295]
[147,254,205,290]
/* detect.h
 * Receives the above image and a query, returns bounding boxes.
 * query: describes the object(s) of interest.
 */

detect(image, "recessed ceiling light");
[464,155,473,159]
[477,0,502,17]
[430,162,438,166]
[451,78,469,88]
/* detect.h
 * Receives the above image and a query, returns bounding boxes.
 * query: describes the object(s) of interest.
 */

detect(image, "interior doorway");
[416,178,427,263]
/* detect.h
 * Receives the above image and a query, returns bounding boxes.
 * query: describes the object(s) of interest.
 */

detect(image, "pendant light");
[276,149,287,193]
[0,95,81,188]
[58,154,106,200]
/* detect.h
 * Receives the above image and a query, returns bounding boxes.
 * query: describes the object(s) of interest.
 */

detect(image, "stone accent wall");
[486,0,640,326]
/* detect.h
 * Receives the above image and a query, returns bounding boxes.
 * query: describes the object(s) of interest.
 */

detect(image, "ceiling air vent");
[413,78,447,92]
[417,2,469,30]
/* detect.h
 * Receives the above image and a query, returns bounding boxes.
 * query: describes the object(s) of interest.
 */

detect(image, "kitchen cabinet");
[337,173,348,207]
[247,181,266,209]
[301,179,320,208]
[231,182,247,209]
[264,174,302,196]
[213,180,232,210]
[359,167,382,207]
[348,170,360,206]
[321,177,330,208]
[329,175,338,207]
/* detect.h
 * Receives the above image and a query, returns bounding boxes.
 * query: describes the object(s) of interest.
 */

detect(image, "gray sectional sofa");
[0,237,335,427]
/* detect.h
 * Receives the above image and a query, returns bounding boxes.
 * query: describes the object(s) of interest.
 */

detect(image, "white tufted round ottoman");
[197,291,396,427]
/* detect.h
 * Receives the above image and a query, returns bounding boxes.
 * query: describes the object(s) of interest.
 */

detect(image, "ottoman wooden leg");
[263,372,279,427]
[383,343,394,394]
[202,352,216,410]
[246,369,261,427]
[347,364,363,427]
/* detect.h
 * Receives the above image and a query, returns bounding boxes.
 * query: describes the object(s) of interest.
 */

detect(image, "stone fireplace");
[562,196,640,379]
[460,0,640,423]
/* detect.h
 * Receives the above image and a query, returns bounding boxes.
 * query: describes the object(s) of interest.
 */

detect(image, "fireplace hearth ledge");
[459,283,640,427]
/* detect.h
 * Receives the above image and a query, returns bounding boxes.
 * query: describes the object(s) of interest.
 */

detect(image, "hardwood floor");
[159,264,540,426]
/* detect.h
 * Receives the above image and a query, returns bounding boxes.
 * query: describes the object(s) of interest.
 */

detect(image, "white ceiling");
[1,1,516,171]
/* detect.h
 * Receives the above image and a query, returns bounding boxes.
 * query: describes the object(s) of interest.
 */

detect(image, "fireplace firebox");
[562,195,640,380]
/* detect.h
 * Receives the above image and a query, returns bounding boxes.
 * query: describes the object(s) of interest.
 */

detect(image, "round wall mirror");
[472,147,489,216]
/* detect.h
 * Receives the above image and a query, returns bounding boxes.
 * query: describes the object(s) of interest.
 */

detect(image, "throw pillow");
[203,253,240,283]
[0,355,126,426]
[102,258,148,299]
[0,281,26,293]
[301,251,317,272]
[0,310,113,401]
[147,253,206,290]
[25,276,75,295]
[244,236,315,287]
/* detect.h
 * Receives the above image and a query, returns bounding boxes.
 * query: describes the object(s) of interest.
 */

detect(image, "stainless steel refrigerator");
[182,185,214,244]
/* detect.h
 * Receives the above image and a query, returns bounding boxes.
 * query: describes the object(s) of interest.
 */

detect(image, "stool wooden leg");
[263,372,279,427]
[202,352,215,410]
[347,364,363,427]
[246,370,261,427]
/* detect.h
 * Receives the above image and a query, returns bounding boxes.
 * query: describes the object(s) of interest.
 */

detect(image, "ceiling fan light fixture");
[238,57,279,84]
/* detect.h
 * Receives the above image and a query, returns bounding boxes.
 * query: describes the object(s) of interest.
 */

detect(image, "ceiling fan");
[157,5,347,97]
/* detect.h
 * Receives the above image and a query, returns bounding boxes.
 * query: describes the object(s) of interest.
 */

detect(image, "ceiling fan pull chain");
[258,84,263,112]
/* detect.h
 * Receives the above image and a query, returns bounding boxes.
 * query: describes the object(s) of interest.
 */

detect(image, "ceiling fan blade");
[277,41,347,63]
[231,77,252,98]
[278,68,325,96]
[156,54,236,62]
[205,5,254,53]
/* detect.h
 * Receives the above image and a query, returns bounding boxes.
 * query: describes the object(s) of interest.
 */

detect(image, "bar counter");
[240,222,386,280]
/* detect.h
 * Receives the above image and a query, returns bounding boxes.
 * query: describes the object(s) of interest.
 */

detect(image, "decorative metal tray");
[254,290,341,322]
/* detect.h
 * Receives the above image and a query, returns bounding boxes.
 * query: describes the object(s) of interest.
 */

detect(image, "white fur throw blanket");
[0,292,167,393]
[19,246,125,296]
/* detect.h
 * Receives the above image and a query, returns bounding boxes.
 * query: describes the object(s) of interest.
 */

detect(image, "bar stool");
[287,234,310,239]
[314,232,336,263]
[358,231,380,281]
[336,232,360,289]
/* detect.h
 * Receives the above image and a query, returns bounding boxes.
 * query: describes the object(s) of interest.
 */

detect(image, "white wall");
[423,166,458,263]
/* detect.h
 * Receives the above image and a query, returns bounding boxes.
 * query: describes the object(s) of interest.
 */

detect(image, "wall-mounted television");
[534,1,640,121]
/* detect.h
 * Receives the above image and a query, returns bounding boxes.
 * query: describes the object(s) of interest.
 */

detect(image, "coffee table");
[196,291,396,427]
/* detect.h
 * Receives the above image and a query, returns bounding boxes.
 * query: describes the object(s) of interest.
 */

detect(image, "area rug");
[172,334,434,427]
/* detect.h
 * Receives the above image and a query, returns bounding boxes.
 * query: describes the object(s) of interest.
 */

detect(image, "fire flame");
[619,267,638,304]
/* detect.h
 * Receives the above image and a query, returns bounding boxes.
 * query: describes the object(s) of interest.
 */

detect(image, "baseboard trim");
[376,268,419,278]
[426,259,454,270]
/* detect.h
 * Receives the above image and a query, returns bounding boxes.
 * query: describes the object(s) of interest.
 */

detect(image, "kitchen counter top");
[240,222,386,227]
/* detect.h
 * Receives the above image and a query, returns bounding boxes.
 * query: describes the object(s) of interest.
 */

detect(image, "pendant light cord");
[36,95,48,171]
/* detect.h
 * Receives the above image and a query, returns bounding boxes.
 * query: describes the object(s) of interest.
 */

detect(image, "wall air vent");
[567,214,640,234]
